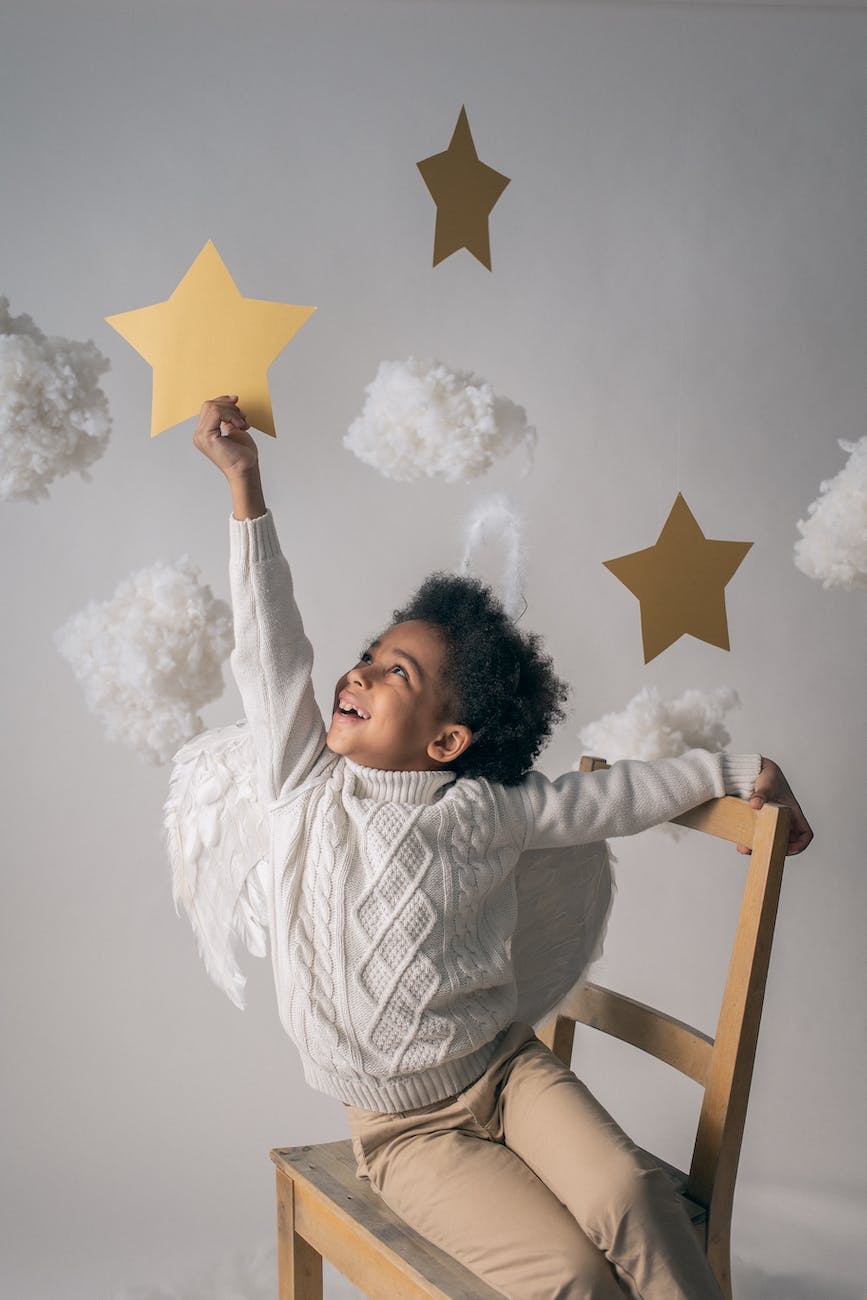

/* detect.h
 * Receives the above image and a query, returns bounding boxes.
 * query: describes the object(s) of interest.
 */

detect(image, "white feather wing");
[512,840,615,1029]
[164,720,616,1026]
[164,721,270,1010]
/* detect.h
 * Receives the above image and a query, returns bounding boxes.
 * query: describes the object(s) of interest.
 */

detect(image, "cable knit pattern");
[449,785,517,1045]
[308,797,340,1054]
[229,510,763,1113]
[358,805,438,1067]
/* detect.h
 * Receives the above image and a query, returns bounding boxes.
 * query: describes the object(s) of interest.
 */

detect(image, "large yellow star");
[105,241,315,438]
[603,493,753,663]
[417,106,511,270]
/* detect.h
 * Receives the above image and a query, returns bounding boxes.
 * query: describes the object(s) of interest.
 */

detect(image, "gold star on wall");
[105,241,315,438]
[603,493,753,663]
[417,106,510,270]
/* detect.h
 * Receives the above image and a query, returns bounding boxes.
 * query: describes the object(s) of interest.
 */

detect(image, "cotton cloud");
[55,558,233,765]
[576,685,740,764]
[574,685,741,838]
[0,296,111,502]
[344,356,535,483]
[794,436,867,590]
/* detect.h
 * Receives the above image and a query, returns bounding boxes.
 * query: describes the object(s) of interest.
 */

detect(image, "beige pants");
[344,1020,724,1300]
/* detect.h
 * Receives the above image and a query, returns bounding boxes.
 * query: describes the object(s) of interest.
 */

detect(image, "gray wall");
[2,1,865,1296]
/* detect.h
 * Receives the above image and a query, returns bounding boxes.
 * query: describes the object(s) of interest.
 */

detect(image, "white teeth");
[338,700,369,718]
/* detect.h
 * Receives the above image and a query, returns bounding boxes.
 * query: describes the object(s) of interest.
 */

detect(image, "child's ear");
[427,724,473,765]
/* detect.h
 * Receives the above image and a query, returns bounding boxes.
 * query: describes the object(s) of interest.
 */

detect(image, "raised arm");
[194,396,328,804]
[518,750,763,850]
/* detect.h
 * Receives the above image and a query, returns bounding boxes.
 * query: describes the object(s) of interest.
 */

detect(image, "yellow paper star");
[603,493,753,663]
[105,241,315,438]
[417,106,510,270]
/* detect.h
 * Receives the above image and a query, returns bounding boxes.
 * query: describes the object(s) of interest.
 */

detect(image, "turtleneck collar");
[343,757,456,805]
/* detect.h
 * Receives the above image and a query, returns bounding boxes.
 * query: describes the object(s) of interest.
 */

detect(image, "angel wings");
[164,721,615,1027]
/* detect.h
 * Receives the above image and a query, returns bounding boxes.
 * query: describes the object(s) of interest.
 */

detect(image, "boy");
[194,395,812,1300]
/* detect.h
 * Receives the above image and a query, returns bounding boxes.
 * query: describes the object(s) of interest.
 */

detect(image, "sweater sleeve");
[517,750,762,851]
[228,510,329,805]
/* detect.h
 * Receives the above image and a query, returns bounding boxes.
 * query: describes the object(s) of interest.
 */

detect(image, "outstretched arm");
[519,750,762,850]
[519,750,812,857]
[194,396,328,804]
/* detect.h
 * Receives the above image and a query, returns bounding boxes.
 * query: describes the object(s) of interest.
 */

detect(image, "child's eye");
[391,664,409,680]
[359,651,372,663]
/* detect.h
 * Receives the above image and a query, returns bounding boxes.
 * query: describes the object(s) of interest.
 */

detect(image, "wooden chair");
[271,756,791,1299]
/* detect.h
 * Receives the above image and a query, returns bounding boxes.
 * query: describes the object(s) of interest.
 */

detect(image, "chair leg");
[706,1224,732,1300]
[276,1168,323,1300]
[536,1014,577,1068]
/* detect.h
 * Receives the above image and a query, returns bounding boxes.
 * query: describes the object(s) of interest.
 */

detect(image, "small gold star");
[417,106,510,270]
[603,493,753,663]
[105,241,315,438]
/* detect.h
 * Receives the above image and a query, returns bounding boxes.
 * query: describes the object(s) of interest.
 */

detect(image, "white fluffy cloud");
[794,436,867,590]
[55,558,233,765]
[0,296,111,502]
[344,356,535,483]
[576,685,740,764]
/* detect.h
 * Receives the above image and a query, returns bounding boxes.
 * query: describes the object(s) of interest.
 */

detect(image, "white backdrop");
[1,1,865,1297]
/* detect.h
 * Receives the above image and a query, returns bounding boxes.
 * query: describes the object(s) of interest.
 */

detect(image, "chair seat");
[272,1140,504,1298]
[271,1138,706,1299]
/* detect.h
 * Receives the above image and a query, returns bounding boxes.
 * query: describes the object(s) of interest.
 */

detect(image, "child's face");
[326,620,471,772]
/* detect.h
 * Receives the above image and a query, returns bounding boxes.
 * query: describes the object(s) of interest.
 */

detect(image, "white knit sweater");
[229,510,761,1113]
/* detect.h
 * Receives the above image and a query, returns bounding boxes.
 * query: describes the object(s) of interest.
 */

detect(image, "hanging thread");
[672,59,699,496]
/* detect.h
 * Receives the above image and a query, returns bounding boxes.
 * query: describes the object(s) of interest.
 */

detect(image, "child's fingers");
[214,396,248,424]
[196,397,248,442]
[737,801,813,857]
[786,806,814,855]
[202,396,240,421]
[222,410,249,429]
[202,396,245,416]
[212,399,248,425]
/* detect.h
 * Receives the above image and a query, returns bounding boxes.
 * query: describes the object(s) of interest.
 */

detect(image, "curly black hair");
[390,572,569,786]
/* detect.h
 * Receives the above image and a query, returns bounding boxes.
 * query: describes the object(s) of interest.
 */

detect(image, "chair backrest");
[549,756,791,1249]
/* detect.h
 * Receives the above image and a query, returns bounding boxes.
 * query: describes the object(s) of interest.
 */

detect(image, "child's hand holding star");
[193,395,266,521]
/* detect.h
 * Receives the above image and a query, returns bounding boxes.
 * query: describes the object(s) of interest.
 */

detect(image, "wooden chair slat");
[565,983,714,1084]
[670,797,757,847]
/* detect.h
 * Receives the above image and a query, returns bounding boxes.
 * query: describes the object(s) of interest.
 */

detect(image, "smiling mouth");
[335,695,371,721]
